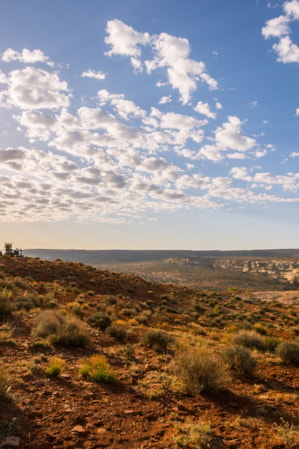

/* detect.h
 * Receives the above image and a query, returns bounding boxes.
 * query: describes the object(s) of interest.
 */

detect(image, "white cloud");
[284,0,299,19]
[97,90,146,120]
[0,32,297,224]
[15,110,57,141]
[262,15,290,38]
[290,151,299,157]
[104,19,150,71]
[215,116,256,152]
[2,48,53,66]
[198,145,223,161]
[0,147,25,162]
[197,116,256,161]
[262,1,299,63]
[105,20,218,104]
[194,101,216,119]
[1,67,70,110]
[159,95,172,104]
[273,35,299,62]
[230,167,251,180]
[226,152,247,159]
[81,69,106,80]
[249,100,259,108]
[254,149,268,158]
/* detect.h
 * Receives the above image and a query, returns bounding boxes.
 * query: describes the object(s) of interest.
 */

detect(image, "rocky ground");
[0,257,298,449]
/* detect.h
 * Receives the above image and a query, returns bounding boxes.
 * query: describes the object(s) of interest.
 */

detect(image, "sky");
[0,0,298,250]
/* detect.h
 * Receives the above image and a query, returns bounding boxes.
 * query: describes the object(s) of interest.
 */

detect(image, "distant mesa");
[164,257,194,266]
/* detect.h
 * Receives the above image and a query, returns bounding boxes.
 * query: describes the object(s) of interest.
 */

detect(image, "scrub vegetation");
[0,255,298,449]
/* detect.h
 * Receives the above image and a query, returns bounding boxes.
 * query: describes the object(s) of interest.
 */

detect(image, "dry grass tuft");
[174,344,229,394]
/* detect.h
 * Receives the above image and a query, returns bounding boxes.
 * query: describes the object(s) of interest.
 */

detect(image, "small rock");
[72,425,86,434]
[0,436,21,448]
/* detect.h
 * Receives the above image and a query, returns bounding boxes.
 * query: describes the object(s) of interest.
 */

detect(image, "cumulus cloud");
[262,15,290,38]
[0,25,297,224]
[197,116,256,161]
[273,35,299,62]
[81,69,106,80]
[194,101,216,119]
[0,148,25,162]
[105,19,150,71]
[105,19,218,104]
[2,48,53,66]
[1,67,70,110]
[159,95,172,104]
[262,0,299,63]
[214,116,256,151]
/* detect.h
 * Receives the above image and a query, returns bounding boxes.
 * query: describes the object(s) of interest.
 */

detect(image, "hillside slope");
[0,257,298,449]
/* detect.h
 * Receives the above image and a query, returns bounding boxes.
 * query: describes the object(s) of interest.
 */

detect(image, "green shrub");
[174,344,228,394]
[223,345,256,375]
[49,321,89,348]
[264,336,281,352]
[0,288,14,319]
[79,354,117,383]
[230,330,266,351]
[33,310,89,348]
[142,330,172,353]
[276,341,299,365]
[87,313,111,331]
[45,357,65,377]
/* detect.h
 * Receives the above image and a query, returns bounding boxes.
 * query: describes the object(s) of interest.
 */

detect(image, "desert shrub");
[253,322,268,335]
[292,326,299,335]
[174,344,228,394]
[15,292,41,311]
[264,336,281,352]
[273,418,299,448]
[120,307,136,318]
[87,313,111,331]
[45,357,65,377]
[121,344,135,360]
[33,310,65,338]
[0,365,9,398]
[33,310,89,348]
[230,330,266,351]
[223,345,256,375]
[67,301,84,318]
[0,288,14,319]
[49,320,89,348]
[106,325,127,343]
[174,421,212,448]
[39,292,58,309]
[78,354,117,383]
[276,340,299,365]
[142,330,172,353]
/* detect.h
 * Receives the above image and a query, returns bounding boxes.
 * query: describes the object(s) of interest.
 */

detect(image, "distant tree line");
[0,242,23,257]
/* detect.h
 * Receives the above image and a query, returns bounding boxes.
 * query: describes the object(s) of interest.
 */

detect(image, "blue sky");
[0,0,298,250]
